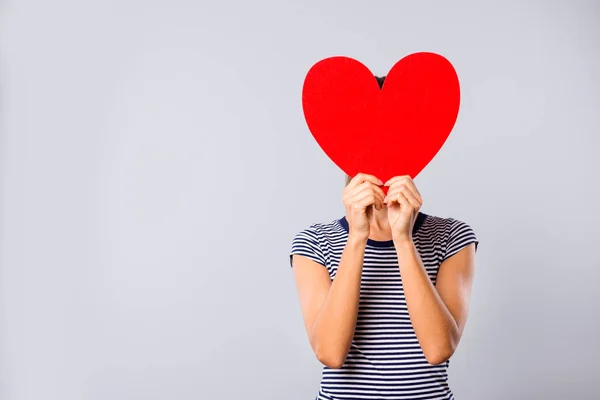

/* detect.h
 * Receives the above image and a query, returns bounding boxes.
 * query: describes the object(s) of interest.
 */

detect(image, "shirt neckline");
[338,212,428,248]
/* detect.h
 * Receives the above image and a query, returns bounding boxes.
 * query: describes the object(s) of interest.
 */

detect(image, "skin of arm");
[394,238,477,365]
[292,234,367,369]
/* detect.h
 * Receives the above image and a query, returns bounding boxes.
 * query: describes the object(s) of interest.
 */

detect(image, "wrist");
[348,232,368,246]
[393,235,414,248]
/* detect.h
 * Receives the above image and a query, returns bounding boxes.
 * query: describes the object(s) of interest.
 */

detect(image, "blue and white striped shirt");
[290,212,479,400]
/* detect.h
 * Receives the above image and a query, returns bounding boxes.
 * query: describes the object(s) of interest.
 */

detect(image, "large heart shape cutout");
[302,52,460,189]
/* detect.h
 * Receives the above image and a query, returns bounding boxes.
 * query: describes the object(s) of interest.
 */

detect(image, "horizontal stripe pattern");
[290,212,478,400]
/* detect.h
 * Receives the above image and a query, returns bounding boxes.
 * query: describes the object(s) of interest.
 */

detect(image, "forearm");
[310,235,366,368]
[394,238,458,364]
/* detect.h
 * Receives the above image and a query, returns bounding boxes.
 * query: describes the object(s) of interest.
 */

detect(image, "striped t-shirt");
[289,212,478,400]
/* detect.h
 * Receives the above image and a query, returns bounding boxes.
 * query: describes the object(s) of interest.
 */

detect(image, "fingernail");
[378,179,383,185]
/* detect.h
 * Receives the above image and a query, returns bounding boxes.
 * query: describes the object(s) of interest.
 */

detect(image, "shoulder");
[421,213,479,260]
[292,218,345,243]
[423,214,476,234]
[289,218,344,268]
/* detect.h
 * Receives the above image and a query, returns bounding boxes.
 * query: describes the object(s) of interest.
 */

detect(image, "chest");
[327,240,444,288]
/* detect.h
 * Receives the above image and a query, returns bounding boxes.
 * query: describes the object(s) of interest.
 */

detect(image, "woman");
[289,77,479,400]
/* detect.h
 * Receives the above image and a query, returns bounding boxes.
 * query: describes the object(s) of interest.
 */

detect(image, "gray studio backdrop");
[1,1,598,399]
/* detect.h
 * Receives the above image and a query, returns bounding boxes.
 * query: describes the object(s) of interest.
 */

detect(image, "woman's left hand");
[384,175,423,242]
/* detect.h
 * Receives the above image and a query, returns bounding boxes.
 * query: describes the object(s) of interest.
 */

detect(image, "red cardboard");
[302,52,460,189]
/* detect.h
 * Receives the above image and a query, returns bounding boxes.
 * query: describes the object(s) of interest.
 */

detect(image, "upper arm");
[435,219,479,340]
[289,227,331,342]
[291,255,332,339]
[435,243,476,338]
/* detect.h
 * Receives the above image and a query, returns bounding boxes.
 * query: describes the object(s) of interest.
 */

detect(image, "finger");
[397,191,420,222]
[384,185,418,208]
[345,181,372,199]
[396,190,412,213]
[371,184,386,208]
[343,181,368,202]
[351,186,384,210]
[369,184,386,210]
[347,181,385,208]
[406,179,423,204]
[384,175,410,187]
[384,176,422,201]
[398,186,421,209]
[353,182,384,208]
[385,188,408,208]
[384,189,401,207]
[347,173,383,190]
[351,192,378,210]
[386,180,422,206]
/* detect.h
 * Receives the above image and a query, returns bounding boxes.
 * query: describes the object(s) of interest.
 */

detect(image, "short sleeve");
[443,219,479,261]
[289,226,326,268]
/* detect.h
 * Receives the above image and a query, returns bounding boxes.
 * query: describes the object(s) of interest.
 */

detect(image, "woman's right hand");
[342,173,385,241]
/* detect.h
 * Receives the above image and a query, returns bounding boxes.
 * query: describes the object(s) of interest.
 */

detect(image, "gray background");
[0,1,599,399]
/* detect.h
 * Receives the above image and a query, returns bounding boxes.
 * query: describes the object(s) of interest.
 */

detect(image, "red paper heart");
[302,52,460,189]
